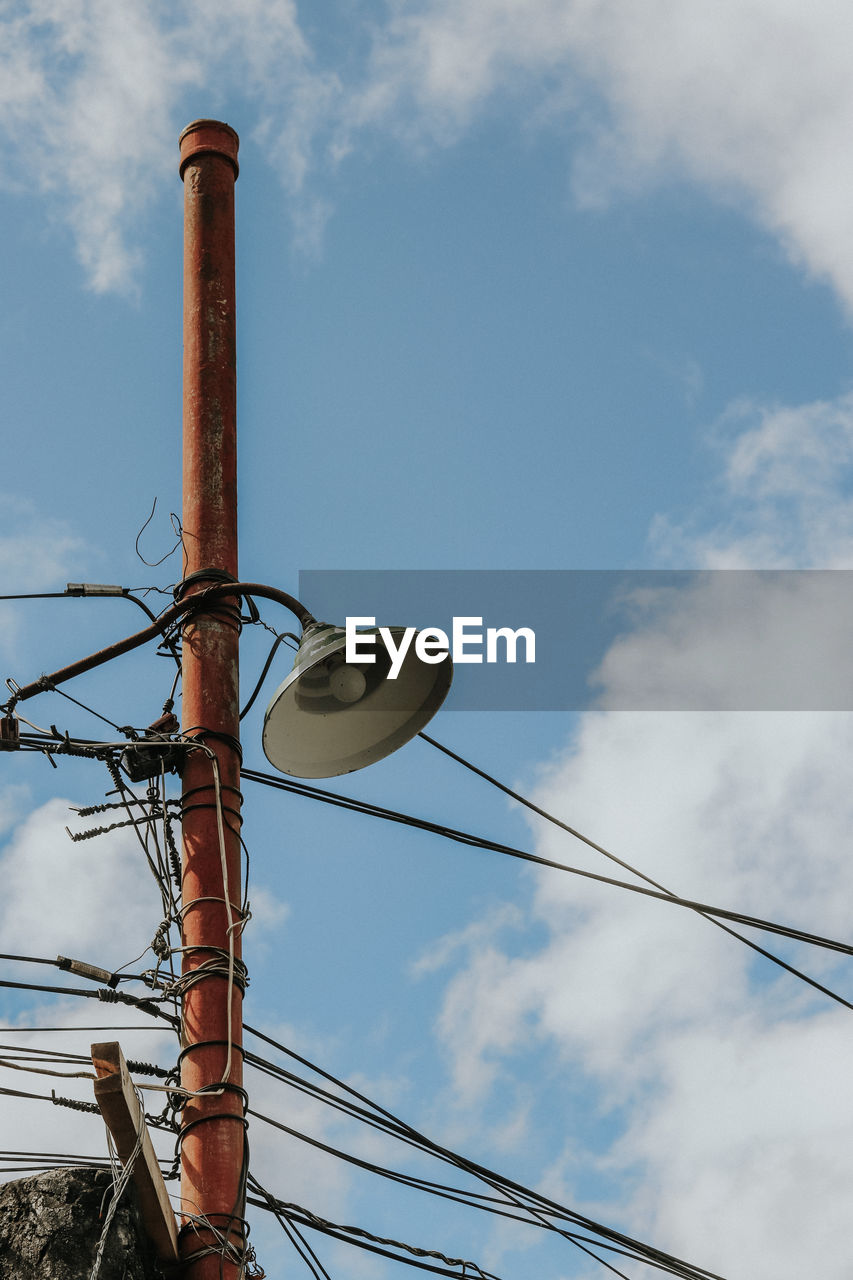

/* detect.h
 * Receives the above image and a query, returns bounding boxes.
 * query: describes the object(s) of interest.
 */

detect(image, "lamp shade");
[262,622,453,778]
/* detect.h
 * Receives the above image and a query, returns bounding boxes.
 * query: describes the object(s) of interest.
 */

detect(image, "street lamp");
[5,584,452,780]
[262,619,453,777]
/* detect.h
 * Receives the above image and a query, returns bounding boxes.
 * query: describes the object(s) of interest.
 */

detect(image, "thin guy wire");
[89,1100,147,1280]
[43,685,128,733]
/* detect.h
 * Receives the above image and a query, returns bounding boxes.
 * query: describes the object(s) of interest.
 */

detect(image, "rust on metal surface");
[179,118,245,1280]
[179,119,239,179]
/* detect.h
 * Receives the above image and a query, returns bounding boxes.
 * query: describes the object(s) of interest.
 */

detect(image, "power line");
[0,585,182,668]
[0,1026,165,1033]
[244,1103,702,1279]
[248,1173,334,1280]
[0,978,724,1278]
[248,1176,713,1280]
[239,768,850,953]
[418,731,853,1007]
[0,1044,171,1079]
[1,1012,680,1276]
[0,631,831,1274]
[240,767,853,1013]
[240,1022,726,1280]
[247,1172,502,1280]
[0,976,179,1027]
[0,1152,112,1175]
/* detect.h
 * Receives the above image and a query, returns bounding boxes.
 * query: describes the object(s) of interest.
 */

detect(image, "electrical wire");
[47,685,131,734]
[239,630,298,721]
[0,1079,179,1137]
[12,729,183,763]
[419,729,853,1005]
[5,580,315,710]
[203,753,239,1085]
[0,1083,82,1104]
[249,1178,679,1280]
[0,969,719,1276]
[240,767,853,1014]
[239,1022,726,1280]
[239,769,849,954]
[0,1056,95,1081]
[244,1103,691,1278]
[0,1152,112,1174]
[0,1047,96,1063]
[0,1045,171,1081]
[134,498,183,568]
[248,1172,499,1280]
[0,976,179,1026]
[249,1172,334,1280]
[0,598,819,1275]
[89,1091,147,1280]
[101,764,181,959]
[0,1026,169,1033]
[0,586,182,668]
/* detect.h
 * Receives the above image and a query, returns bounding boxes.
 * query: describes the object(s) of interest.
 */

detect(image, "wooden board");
[91,1040,179,1266]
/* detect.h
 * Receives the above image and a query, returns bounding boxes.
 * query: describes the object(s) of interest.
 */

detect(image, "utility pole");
[1,110,452,1280]
[177,119,245,1279]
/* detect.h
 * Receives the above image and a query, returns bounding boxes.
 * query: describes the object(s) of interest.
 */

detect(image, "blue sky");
[3,4,853,1278]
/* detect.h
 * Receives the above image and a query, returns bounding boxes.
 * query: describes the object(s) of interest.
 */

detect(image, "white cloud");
[0,784,294,973]
[0,784,29,839]
[419,391,853,1277]
[429,711,853,1277]
[0,796,178,1187]
[412,902,523,977]
[1,1,194,293]
[651,394,853,567]
[0,797,162,962]
[0,497,86,592]
[7,1,853,307]
[0,498,88,668]
[245,884,290,931]
[355,0,853,308]
[612,1011,853,1273]
[591,572,853,710]
[348,0,577,145]
[0,0,331,291]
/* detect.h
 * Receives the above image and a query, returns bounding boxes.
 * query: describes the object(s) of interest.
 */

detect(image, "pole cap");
[179,119,239,179]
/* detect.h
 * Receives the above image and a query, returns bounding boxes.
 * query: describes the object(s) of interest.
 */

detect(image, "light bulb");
[329,664,368,704]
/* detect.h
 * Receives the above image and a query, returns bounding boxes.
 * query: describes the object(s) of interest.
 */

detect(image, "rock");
[0,1167,165,1280]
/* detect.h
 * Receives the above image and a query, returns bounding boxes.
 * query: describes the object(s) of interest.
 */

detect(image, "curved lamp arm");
[6,582,316,706]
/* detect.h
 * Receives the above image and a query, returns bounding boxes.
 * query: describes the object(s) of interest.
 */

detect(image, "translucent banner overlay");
[297,570,853,711]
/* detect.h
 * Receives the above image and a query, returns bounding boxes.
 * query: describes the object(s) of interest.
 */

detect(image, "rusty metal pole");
[178,119,245,1279]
